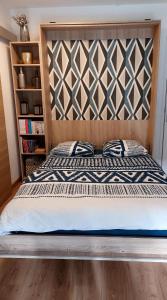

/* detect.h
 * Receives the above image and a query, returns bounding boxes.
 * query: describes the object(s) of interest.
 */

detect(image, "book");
[25,119,29,134]
[28,119,32,134]
[19,119,26,134]
[19,119,44,135]
[22,138,37,153]
[32,121,44,134]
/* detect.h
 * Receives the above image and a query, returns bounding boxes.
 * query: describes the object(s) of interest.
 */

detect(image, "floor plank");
[0,259,167,300]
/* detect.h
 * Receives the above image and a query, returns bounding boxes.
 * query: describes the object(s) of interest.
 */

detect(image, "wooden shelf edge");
[13,64,40,67]
[19,133,45,136]
[40,20,161,31]
[15,89,42,92]
[21,152,46,156]
[19,134,45,136]
[18,115,44,118]
[11,41,39,45]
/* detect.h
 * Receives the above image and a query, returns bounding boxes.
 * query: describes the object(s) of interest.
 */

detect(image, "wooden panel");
[40,29,52,152]
[43,21,159,40]
[148,23,161,152]
[46,27,154,41]
[0,78,12,203]
[41,21,160,31]
[1,234,167,262]
[10,44,24,178]
[39,21,160,152]
[51,120,149,149]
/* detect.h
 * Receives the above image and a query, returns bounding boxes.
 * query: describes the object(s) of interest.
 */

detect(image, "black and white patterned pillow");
[51,141,94,157]
[103,140,148,157]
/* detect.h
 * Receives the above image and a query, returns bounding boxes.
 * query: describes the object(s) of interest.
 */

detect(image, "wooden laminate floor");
[1,184,167,300]
[0,259,167,300]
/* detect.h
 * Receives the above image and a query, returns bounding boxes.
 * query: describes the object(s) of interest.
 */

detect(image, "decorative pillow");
[51,141,94,157]
[103,140,148,157]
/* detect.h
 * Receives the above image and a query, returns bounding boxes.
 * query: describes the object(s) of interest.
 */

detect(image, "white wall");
[0,4,12,31]
[0,5,20,183]
[10,3,167,167]
[10,4,167,39]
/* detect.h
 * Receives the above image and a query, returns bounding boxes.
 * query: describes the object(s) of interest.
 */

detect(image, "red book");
[22,140,26,153]
[22,139,28,153]
[25,119,29,134]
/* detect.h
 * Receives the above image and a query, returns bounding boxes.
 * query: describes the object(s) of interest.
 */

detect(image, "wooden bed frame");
[1,20,166,262]
[1,235,167,262]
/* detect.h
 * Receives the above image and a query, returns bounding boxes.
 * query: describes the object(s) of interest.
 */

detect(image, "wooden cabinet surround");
[10,42,49,179]
[0,77,12,203]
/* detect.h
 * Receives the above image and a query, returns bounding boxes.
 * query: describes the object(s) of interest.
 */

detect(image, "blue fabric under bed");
[12,229,167,237]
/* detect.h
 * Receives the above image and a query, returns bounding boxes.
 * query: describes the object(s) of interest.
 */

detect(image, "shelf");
[21,152,46,156]
[13,64,40,67]
[18,115,44,118]
[20,134,45,136]
[11,41,39,46]
[10,40,48,179]
[16,88,42,92]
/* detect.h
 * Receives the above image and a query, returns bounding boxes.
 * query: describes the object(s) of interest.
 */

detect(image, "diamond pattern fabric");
[47,38,153,120]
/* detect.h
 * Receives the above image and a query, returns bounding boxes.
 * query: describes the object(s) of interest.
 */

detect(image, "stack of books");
[22,139,37,153]
[19,119,44,134]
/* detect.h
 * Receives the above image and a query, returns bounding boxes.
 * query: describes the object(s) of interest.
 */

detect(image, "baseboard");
[12,176,21,188]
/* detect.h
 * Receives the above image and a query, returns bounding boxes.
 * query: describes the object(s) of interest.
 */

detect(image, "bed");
[0,151,167,261]
[1,152,167,235]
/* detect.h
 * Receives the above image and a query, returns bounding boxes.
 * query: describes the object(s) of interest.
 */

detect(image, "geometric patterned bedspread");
[18,154,167,199]
[1,154,167,235]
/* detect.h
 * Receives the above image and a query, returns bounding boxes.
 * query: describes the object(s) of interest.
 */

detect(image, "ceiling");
[3,0,167,9]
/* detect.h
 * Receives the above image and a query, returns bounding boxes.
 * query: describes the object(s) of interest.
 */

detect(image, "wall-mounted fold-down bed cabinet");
[1,21,167,263]
[0,27,16,204]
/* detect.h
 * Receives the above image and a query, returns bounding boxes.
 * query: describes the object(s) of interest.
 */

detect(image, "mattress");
[0,154,167,236]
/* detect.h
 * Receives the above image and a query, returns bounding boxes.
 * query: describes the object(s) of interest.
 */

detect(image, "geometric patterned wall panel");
[47,38,153,120]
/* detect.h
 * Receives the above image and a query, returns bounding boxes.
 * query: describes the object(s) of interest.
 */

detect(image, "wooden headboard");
[50,120,148,149]
[40,21,160,152]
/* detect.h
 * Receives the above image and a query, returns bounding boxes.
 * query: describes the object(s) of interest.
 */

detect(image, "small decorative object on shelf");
[21,51,32,64]
[34,104,43,115]
[32,69,41,88]
[35,147,46,154]
[12,14,30,41]
[20,101,29,115]
[18,67,26,89]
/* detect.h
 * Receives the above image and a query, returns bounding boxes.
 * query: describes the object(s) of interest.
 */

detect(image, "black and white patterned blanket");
[1,154,167,235]
[17,154,167,199]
